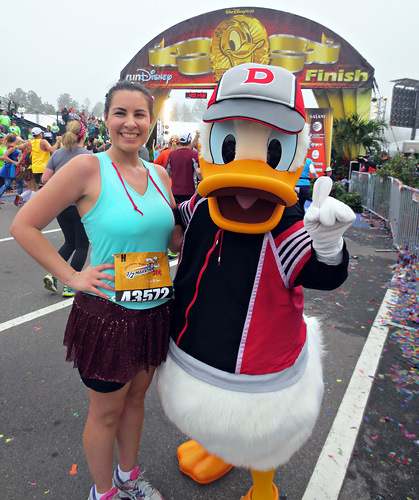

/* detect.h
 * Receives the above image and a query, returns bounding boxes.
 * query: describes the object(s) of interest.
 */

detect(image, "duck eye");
[243,25,252,43]
[267,139,282,169]
[228,30,241,51]
[209,121,237,165]
[266,130,298,172]
[222,134,236,164]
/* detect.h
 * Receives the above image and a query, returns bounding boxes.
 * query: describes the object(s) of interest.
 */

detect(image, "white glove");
[304,177,356,265]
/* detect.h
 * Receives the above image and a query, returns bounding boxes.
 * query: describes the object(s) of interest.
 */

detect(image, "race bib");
[114,252,173,302]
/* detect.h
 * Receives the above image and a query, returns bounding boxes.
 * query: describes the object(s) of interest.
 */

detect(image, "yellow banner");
[148,32,340,77]
[269,33,340,72]
[149,38,212,75]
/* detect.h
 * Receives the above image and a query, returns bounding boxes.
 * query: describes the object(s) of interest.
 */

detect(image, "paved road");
[0,193,417,500]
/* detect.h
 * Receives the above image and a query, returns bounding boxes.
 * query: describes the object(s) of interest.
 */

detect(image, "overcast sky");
[5,0,418,139]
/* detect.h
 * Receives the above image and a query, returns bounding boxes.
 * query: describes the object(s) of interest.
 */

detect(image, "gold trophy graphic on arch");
[210,15,270,81]
[146,11,341,84]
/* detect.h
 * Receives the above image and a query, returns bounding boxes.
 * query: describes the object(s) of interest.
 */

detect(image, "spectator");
[51,122,60,141]
[87,121,96,137]
[9,121,21,137]
[17,104,25,119]
[360,155,376,173]
[8,98,16,117]
[43,125,54,145]
[324,166,337,182]
[166,132,201,203]
[61,107,69,125]
[379,151,390,166]
[0,110,11,134]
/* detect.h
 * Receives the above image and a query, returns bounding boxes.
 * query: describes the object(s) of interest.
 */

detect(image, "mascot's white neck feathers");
[200,121,310,172]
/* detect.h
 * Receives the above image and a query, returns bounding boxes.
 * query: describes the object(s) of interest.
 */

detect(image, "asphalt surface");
[0,192,417,500]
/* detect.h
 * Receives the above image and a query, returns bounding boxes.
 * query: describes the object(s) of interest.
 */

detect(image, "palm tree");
[332,113,388,176]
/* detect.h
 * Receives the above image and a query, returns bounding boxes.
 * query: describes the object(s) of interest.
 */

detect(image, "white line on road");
[0,228,62,243]
[302,287,398,500]
[0,259,179,333]
[0,299,74,333]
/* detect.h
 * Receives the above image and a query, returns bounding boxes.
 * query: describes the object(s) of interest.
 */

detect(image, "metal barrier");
[350,171,419,250]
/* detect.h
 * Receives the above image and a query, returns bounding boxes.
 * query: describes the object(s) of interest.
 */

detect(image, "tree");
[7,88,29,108]
[332,113,388,177]
[179,103,192,122]
[57,93,79,111]
[92,101,104,118]
[26,90,45,113]
[376,151,419,189]
[170,102,180,122]
[43,102,56,114]
[191,99,208,121]
[82,98,91,114]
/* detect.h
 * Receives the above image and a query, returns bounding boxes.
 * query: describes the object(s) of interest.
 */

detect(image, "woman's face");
[104,89,152,154]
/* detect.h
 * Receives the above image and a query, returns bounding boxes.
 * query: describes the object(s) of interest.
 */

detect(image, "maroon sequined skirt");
[64,292,172,383]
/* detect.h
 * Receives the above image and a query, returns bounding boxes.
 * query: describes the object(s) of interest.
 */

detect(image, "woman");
[17,103,25,119]
[295,156,318,211]
[86,134,98,153]
[10,80,182,500]
[154,135,178,168]
[43,125,54,145]
[0,134,23,203]
[41,120,92,297]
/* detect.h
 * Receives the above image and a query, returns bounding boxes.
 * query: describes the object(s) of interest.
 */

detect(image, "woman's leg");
[83,384,130,494]
[0,177,12,198]
[116,368,156,472]
[70,207,90,272]
[16,179,24,195]
[56,207,77,262]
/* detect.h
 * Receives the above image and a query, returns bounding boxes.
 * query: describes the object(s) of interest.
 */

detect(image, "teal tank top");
[296,158,313,187]
[82,152,175,309]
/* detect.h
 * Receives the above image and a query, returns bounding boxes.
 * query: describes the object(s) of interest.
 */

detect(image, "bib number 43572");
[116,286,172,302]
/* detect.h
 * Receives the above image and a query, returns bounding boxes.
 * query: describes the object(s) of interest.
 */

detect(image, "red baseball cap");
[204,63,305,134]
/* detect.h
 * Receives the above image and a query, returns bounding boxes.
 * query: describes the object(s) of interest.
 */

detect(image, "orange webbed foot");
[177,440,233,484]
[240,483,279,500]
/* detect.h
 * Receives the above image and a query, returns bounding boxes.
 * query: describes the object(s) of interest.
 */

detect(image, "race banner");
[120,7,374,90]
[305,108,333,175]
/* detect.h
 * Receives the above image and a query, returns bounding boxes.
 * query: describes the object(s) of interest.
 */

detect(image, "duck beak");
[198,157,304,234]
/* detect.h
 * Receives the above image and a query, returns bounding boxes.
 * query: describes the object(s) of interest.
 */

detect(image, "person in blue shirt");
[295,157,318,211]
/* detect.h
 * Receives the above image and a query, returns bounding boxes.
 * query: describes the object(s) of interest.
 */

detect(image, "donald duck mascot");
[157,63,355,500]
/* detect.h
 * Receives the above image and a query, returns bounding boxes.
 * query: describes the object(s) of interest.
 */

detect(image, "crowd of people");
[60,106,109,150]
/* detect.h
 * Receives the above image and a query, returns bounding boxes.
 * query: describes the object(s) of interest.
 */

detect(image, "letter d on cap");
[243,67,275,85]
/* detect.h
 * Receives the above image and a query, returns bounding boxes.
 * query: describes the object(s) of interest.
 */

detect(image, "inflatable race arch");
[120,7,375,130]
